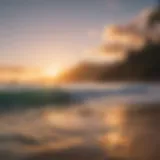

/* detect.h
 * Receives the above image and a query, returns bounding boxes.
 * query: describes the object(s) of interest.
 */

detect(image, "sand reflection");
[101,104,160,160]
[0,104,159,160]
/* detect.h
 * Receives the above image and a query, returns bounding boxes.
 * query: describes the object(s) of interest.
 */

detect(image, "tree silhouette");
[57,42,160,82]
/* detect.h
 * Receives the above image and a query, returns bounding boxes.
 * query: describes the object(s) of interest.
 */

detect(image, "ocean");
[0,83,159,160]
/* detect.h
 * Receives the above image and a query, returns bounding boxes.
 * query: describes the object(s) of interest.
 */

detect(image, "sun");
[43,67,62,78]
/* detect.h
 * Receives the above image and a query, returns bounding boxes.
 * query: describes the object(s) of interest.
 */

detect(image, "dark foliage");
[57,42,160,82]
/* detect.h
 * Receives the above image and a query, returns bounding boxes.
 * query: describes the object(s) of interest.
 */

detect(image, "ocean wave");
[0,88,72,111]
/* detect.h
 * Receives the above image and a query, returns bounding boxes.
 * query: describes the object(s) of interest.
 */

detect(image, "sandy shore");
[0,104,159,160]
[24,146,107,160]
[24,105,160,160]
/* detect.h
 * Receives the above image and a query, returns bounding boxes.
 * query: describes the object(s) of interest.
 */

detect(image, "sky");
[0,0,156,69]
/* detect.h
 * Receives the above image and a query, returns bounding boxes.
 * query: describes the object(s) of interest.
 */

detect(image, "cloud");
[95,7,160,61]
[99,43,126,55]
[83,7,160,65]
[103,25,146,50]
[128,7,160,42]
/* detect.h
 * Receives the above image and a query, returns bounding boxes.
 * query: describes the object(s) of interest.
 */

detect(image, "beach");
[0,85,159,160]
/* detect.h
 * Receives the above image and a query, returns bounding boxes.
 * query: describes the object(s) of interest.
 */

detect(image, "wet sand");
[24,146,106,160]
[24,104,160,160]
[0,104,159,160]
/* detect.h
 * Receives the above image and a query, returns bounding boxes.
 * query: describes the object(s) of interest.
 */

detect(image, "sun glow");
[43,67,63,78]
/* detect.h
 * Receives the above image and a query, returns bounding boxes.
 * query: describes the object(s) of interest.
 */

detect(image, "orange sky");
[0,66,68,84]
